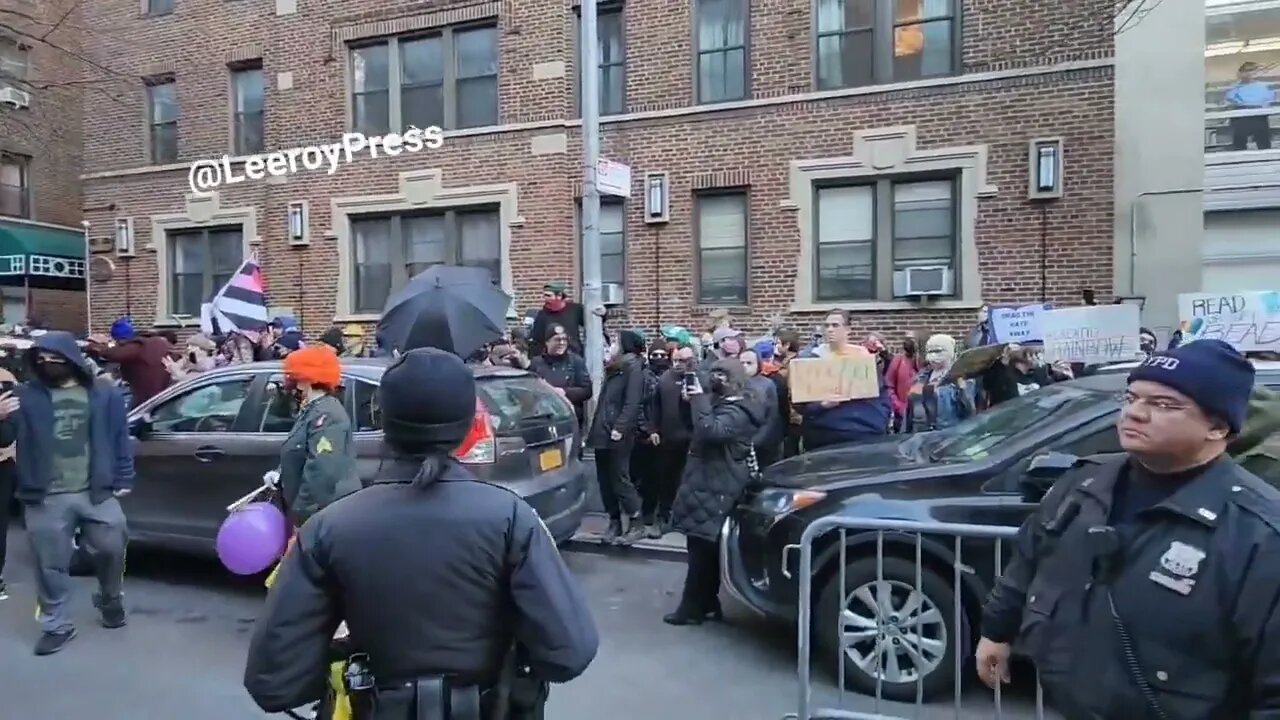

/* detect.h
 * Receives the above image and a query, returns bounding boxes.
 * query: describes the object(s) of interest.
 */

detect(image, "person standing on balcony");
[1226,61,1275,150]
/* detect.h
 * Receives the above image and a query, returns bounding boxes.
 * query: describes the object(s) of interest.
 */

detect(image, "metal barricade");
[787,516,1049,720]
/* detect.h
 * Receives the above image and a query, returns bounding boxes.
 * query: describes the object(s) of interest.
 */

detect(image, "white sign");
[1040,304,1142,365]
[991,303,1051,343]
[1177,291,1280,353]
[596,159,631,198]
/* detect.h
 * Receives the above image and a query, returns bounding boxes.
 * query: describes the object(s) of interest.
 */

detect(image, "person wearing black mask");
[587,329,647,543]
[528,324,593,441]
[244,348,598,719]
[14,332,133,655]
[632,342,667,536]
[665,359,764,625]
[644,344,696,538]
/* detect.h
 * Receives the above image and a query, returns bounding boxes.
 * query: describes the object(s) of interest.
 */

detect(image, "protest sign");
[788,354,879,403]
[1040,304,1142,364]
[990,303,1051,343]
[1177,291,1280,352]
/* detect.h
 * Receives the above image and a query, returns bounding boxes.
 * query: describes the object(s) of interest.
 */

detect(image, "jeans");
[0,459,14,578]
[594,444,642,519]
[679,536,722,613]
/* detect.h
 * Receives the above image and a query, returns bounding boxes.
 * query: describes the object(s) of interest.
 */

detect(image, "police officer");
[277,345,360,526]
[977,339,1280,719]
[243,348,598,719]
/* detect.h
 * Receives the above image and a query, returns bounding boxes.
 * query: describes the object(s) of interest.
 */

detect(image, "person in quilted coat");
[664,358,764,626]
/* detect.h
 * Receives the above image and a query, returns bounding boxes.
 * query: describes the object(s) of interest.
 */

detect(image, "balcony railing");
[1206,106,1280,153]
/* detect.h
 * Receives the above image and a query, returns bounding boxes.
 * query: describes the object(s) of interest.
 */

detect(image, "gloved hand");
[263,469,281,489]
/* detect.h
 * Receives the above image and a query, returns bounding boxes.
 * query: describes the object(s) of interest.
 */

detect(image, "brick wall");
[78,0,1117,343]
[0,0,84,227]
[28,286,87,332]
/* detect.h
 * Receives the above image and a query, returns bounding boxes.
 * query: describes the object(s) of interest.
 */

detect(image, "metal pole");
[580,0,605,394]
[81,220,92,333]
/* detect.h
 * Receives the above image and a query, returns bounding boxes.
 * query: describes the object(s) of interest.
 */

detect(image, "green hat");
[543,281,567,294]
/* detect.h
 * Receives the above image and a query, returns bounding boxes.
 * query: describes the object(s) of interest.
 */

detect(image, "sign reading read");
[788,353,879,403]
[991,303,1051,343]
[1177,291,1280,352]
[1040,304,1142,365]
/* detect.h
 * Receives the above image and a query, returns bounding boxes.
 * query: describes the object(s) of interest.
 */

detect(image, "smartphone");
[682,372,701,394]
[0,380,14,394]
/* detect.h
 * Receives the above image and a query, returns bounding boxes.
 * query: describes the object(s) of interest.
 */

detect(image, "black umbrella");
[377,265,511,358]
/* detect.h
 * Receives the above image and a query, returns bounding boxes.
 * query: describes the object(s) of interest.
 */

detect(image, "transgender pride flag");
[205,254,270,334]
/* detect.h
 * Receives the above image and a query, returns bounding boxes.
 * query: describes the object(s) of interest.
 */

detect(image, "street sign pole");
[580,0,605,396]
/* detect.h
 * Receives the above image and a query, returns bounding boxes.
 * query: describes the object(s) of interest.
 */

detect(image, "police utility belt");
[344,652,549,720]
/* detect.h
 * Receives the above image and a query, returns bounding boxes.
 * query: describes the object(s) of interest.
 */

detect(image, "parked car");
[61,359,587,565]
[722,363,1280,702]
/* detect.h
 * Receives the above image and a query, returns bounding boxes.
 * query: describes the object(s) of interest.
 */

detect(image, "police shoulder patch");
[315,436,334,454]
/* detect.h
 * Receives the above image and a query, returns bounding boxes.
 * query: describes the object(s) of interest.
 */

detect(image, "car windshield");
[926,384,1112,462]
[476,376,576,432]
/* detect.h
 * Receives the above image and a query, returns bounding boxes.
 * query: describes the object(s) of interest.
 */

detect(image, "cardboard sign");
[1178,291,1280,352]
[1040,304,1142,364]
[788,354,879,403]
[991,303,1051,343]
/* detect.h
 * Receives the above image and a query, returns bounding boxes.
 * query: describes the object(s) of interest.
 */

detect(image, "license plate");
[539,448,563,472]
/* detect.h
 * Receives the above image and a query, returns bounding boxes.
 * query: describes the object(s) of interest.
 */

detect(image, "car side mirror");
[1020,452,1080,503]
[130,415,152,438]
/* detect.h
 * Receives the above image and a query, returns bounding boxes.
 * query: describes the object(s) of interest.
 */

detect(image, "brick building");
[78,0,1115,342]
[0,0,88,332]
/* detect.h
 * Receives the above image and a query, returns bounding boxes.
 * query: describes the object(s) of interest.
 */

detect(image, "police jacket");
[981,454,1280,720]
[278,393,360,526]
[243,456,599,715]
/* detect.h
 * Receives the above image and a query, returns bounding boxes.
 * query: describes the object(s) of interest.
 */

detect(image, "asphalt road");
[0,531,1049,719]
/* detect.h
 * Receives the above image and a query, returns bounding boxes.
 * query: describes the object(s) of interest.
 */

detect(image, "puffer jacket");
[1233,385,1280,487]
[670,391,765,541]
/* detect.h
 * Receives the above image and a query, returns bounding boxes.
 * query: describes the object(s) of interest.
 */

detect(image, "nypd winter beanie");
[1127,339,1254,434]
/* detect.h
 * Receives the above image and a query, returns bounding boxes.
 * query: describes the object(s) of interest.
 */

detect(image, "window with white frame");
[232,64,265,155]
[814,178,956,301]
[350,24,499,135]
[815,0,957,90]
[578,201,625,289]
[696,192,748,304]
[351,208,501,313]
[695,0,748,103]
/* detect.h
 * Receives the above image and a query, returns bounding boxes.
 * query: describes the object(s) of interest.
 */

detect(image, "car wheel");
[69,527,93,577]
[815,556,966,703]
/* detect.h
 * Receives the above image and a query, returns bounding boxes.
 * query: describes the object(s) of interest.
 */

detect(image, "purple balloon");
[216,502,289,576]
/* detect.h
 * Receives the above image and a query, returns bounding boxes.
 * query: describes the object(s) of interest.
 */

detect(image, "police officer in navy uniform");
[243,348,599,719]
[978,339,1280,719]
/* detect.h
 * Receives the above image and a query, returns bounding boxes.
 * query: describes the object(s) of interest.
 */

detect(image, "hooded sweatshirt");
[14,332,134,504]
[798,343,892,438]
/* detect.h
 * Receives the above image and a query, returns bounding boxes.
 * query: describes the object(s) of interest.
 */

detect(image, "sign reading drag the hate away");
[789,352,880,403]
[1040,304,1142,365]
[991,303,1051,343]
[1178,291,1280,352]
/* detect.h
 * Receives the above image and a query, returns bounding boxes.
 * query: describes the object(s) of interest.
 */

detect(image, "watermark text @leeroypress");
[188,126,444,194]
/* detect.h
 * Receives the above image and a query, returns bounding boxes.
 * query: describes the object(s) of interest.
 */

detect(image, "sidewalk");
[568,512,686,556]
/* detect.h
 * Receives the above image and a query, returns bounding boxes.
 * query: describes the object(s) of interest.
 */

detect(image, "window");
[815,0,956,90]
[347,380,381,432]
[575,5,626,115]
[350,24,498,134]
[1204,4,1279,152]
[149,378,253,434]
[0,153,30,219]
[695,0,747,103]
[146,0,175,15]
[1060,424,1123,458]
[814,178,955,302]
[577,201,625,289]
[350,208,501,313]
[696,192,748,304]
[258,375,297,433]
[147,79,178,163]
[927,385,1113,463]
[232,65,264,155]
[0,37,29,86]
[169,227,243,318]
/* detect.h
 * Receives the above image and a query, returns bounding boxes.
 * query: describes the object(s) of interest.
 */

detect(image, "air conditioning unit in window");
[600,282,625,306]
[893,266,953,298]
[0,86,31,109]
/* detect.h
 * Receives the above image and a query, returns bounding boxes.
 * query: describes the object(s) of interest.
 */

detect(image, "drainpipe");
[1128,182,1280,296]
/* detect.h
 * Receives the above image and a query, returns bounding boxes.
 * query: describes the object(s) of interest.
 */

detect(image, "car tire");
[69,528,93,577]
[814,556,967,703]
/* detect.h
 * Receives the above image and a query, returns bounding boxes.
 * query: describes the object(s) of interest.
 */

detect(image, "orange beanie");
[283,344,341,388]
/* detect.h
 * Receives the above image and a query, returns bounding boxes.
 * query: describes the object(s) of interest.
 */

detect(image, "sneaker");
[662,608,703,626]
[93,594,127,629]
[617,515,646,545]
[645,524,663,539]
[0,579,8,601]
[34,629,77,656]
[604,518,623,541]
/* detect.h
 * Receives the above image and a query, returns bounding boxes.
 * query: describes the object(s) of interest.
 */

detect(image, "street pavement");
[0,530,1049,719]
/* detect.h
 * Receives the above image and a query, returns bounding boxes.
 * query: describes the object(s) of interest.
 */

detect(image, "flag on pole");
[208,255,270,334]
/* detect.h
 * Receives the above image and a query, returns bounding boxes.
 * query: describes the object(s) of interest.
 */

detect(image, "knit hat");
[380,348,476,451]
[282,344,342,389]
[1127,339,1255,434]
[753,338,776,360]
[110,317,135,342]
[619,329,646,355]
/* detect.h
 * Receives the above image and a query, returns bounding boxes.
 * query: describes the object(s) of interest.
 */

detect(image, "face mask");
[544,296,567,313]
[36,361,74,384]
[903,341,917,355]
[650,356,670,372]
[709,371,730,394]
[925,350,948,367]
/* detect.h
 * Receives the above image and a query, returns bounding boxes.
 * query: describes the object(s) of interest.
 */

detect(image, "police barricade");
[785,516,1049,720]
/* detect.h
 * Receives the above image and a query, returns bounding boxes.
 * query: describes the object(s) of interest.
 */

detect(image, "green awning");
[0,221,87,279]
[0,221,86,260]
